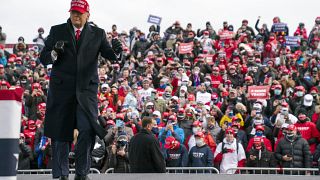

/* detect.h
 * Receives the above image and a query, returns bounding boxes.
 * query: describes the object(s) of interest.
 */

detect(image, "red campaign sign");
[248,86,270,100]
[179,42,194,54]
[200,54,214,65]
[219,31,233,40]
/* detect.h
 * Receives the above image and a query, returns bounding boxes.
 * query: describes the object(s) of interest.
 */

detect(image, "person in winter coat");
[164,136,188,167]
[275,124,311,174]
[294,108,320,154]
[104,135,130,173]
[24,83,46,120]
[188,131,213,167]
[214,128,246,174]
[255,16,270,43]
[128,117,166,173]
[246,137,276,174]
[18,133,33,170]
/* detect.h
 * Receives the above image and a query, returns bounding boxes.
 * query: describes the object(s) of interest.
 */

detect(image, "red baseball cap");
[69,0,90,14]
[194,131,205,138]
[192,120,202,127]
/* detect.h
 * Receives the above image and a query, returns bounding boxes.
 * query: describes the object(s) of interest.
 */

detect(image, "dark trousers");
[52,103,95,178]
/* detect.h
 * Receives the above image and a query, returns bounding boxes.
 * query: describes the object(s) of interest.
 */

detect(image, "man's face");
[70,10,89,29]
[226,132,234,142]
[143,81,149,89]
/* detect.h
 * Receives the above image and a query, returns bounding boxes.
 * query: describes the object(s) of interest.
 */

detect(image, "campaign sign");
[179,42,194,54]
[248,86,270,100]
[273,23,287,32]
[147,15,162,26]
[219,31,233,40]
[285,36,300,47]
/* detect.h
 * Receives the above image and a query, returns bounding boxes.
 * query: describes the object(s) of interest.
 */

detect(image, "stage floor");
[17,173,319,180]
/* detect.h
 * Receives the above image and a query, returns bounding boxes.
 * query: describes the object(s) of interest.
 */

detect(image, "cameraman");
[103,135,130,173]
[24,83,46,120]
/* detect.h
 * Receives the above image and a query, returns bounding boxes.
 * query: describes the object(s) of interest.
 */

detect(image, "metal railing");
[17,168,100,174]
[105,167,219,174]
[225,167,319,175]
[166,167,219,174]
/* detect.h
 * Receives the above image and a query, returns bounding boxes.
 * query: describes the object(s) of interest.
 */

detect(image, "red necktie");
[76,29,81,40]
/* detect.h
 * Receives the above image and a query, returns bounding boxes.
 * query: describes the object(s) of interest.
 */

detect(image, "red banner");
[218,31,234,40]
[179,42,194,54]
[248,86,270,100]
[199,54,214,65]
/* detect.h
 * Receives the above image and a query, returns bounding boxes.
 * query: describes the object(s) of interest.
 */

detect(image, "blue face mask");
[151,127,159,135]
[274,89,281,95]
[228,111,234,117]
[160,84,167,89]
[256,131,263,137]
[155,118,161,125]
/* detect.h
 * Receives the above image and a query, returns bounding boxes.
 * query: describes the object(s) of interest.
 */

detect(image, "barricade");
[17,168,100,174]
[105,167,220,174]
[225,167,319,175]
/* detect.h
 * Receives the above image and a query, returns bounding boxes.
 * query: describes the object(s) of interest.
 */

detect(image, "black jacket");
[275,135,311,168]
[247,146,276,168]
[40,19,117,141]
[128,129,166,173]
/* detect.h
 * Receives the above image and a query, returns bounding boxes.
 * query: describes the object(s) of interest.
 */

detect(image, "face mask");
[195,139,204,147]
[254,119,263,125]
[181,81,188,86]
[21,80,27,84]
[117,140,128,147]
[256,131,263,137]
[286,133,295,141]
[160,84,167,89]
[192,127,200,134]
[147,108,154,114]
[165,92,171,98]
[151,127,159,135]
[274,89,281,95]
[208,124,214,129]
[155,118,161,124]
[204,81,211,86]
[296,91,304,97]
[280,108,289,115]
[228,111,234,117]
[204,35,209,39]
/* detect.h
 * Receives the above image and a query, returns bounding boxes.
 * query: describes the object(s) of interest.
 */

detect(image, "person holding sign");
[271,16,289,36]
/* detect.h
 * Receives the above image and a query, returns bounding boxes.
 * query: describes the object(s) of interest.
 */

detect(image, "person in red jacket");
[294,108,320,154]
[246,125,273,152]
[210,66,224,89]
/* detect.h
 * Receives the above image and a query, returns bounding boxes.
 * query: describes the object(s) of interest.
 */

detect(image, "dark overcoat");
[40,19,116,141]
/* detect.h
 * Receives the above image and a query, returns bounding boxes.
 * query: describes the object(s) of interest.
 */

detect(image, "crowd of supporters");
[1,16,320,174]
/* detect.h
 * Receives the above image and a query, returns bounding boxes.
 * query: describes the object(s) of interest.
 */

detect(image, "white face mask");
[280,108,289,115]
[195,139,204,147]
[193,127,201,134]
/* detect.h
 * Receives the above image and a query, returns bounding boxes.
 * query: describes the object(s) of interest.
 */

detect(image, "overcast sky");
[1,0,319,43]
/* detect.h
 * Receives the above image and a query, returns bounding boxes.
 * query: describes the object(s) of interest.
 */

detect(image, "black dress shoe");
[74,175,90,180]
[59,176,69,180]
